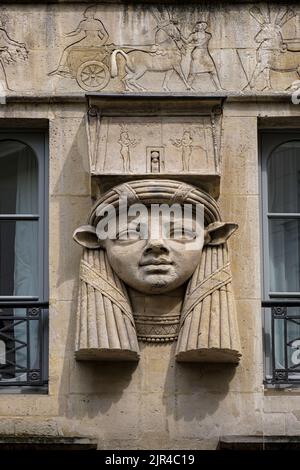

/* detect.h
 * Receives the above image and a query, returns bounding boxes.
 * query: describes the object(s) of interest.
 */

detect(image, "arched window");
[0,140,39,297]
[267,141,300,294]
[261,132,300,385]
[0,132,48,389]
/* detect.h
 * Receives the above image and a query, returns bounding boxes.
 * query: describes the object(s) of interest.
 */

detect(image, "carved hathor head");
[73,180,241,363]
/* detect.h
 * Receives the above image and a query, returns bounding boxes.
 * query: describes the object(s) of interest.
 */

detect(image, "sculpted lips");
[139,258,173,267]
[139,258,174,274]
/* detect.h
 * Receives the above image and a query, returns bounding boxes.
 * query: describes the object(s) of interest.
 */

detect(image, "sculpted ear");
[73,225,101,249]
[204,222,238,246]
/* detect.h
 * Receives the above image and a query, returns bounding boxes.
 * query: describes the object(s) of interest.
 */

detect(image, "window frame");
[0,129,48,393]
[260,129,300,386]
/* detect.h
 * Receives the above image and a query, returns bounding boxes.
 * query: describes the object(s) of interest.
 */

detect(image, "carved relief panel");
[2,4,300,94]
[45,3,300,94]
[92,116,219,176]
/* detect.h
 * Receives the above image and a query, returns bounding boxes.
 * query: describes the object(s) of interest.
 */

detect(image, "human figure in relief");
[185,21,222,90]
[171,130,194,172]
[49,6,109,78]
[0,19,28,91]
[118,128,138,173]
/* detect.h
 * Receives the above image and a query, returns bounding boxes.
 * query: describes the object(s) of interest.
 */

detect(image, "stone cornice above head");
[2,92,297,105]
[87,92,225,116]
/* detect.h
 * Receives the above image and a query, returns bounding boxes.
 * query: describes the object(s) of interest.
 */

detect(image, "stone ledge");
[1,92,296,106]
[4,94,86,104]
[1,1,262,3]
[219,435,300,450]
[0,435,97,450]
[87,92,224,116]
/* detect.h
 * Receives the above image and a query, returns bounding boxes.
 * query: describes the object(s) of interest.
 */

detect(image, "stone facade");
[0,1,300,450]
[2,2,300,95]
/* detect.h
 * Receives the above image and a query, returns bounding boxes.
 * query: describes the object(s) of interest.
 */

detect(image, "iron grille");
[0,303,48,387]
[263,301,300,385]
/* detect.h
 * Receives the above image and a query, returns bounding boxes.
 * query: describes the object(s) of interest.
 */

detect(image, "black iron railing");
[263,300,300,385]
[0,303,48,387]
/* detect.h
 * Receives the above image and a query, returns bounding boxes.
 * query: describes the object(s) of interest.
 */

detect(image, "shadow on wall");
[52,115,91,291]
[63,361,139,419]
[164,352,236,423]
[162,343,237,424]
[50,113,92,416]
[59,343,235,423]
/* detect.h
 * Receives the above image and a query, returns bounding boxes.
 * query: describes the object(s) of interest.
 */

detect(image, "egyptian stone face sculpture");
[73,180,241,363]
[104,207,204,295]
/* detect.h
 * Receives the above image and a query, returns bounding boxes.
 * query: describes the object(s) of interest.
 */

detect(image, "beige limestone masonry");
[1,3,300,95]
[1,0,300,451]
[0,97,298,449]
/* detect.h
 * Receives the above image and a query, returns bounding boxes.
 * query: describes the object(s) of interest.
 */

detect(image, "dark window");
[0,132,48,391]
[261,131,300,386]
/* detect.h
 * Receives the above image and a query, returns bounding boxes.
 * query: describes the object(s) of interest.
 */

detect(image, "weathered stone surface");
[2,4,300,94]
[228,299,263,394]
[221,116,259,196]
[219,195,261,300]
[49,195,91,302]
[263,413,286,436]
[0,0,299,452]
[66,392,141,440]
[0,394,59,418]
[69,359,140,394]
[285,413,300,435]
[14,418,63,437]
[49,117,90,197]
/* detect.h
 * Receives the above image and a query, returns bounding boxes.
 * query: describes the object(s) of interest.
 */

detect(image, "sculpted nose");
[144,239,169,255]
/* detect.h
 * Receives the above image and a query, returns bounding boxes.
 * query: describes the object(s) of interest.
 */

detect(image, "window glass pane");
[287,312,300,370]
[269,218,300,292]
[274,318,285,369]
[0,140,38,214]
[263,308,272,368]
[0,307,41,383]
[268,141,300,213]
[273,314,300,372]
[267,309,300,381]
[0,221,39,296]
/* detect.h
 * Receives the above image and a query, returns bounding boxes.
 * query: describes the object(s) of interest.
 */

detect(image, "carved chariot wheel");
[76,60,110,91]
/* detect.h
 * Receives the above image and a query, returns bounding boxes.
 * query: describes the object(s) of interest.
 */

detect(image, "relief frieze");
[2,3,300,94]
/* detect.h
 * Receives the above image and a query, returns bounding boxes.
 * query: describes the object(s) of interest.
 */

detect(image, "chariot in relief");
[49,5,114,91]
[49,6,219,92]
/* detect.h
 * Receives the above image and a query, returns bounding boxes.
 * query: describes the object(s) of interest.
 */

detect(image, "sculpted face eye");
[167,227,196,241]
[116,229,139,241]
[116,223,144,241]
[164,221,197,241]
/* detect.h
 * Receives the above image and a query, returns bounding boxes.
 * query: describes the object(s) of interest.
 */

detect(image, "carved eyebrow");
[117,221,148,235]
[163,219,202,233]
[162,217,195,225]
